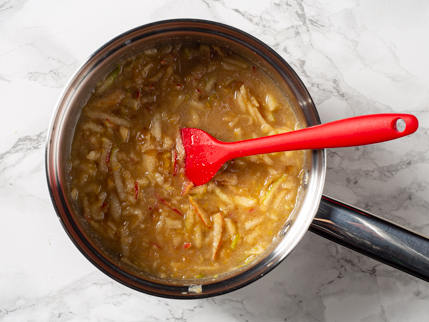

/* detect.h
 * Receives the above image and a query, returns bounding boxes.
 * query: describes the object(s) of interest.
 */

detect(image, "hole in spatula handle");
[395,118,406,133]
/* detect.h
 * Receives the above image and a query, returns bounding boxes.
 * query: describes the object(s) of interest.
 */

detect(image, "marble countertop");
[1,0,429,321]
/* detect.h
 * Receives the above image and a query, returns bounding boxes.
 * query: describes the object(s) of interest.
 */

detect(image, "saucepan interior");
[46,19,325,298]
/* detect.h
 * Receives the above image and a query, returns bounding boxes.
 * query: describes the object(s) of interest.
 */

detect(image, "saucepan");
[45,19,429,299]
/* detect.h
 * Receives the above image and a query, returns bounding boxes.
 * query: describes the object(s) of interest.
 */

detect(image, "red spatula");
[181,114,418,186]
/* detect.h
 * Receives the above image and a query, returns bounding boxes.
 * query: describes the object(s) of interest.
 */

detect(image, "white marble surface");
[1,0,429,320]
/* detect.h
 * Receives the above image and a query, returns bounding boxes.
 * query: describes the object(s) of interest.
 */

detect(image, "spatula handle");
[228,114,418,158]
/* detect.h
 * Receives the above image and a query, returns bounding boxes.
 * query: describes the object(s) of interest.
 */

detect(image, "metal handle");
[310,195,429,282]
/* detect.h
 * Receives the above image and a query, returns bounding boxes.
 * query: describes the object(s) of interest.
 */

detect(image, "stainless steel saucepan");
[45,19,429,299]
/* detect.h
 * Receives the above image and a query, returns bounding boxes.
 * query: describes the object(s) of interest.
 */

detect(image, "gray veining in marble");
[1,0,428,321]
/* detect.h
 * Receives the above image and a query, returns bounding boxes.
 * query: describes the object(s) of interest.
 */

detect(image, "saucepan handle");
[310,195,429,282]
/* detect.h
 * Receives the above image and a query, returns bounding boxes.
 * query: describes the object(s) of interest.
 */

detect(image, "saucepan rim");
[45,18,326,299]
